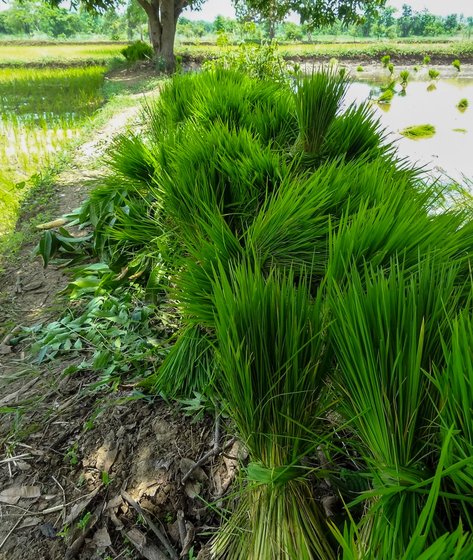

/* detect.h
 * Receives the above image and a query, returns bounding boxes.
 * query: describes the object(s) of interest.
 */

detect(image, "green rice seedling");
[400,124,436,139]
[294,68,349,155]
[377,88,394,104]
[381,54,391,68]
[105,133,156,185]
[423,55,431,65]
[400,70,410,88]
[452,59,461,72]
[246,158,421,282]
[433,313,473,531]
[387,62,394,75]
[379,79,397,93]
[321,103,392,162]
[211,265,335,560]
[413,65,420,72]
[429,68,440,80]
[148,69,296,148]
[331,441,473,559]
[457,98,469,111]
[357,65,364,72]
[154,121,289,244]
[329,260,469,555]
[145,325,217,398]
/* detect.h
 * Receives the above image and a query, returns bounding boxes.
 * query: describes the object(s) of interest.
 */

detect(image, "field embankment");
[177,40,473,65]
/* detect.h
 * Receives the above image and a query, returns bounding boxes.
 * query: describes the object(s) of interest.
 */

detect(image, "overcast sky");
[182,0,473,21]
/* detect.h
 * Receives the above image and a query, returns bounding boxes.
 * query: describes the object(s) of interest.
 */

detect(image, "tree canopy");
[233,0,388,33]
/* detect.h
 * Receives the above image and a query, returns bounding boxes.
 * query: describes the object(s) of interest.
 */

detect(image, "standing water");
[347,76,473,185]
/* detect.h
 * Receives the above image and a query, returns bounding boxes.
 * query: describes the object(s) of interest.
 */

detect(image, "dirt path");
[0,99,142,343]
[0,87,232,559]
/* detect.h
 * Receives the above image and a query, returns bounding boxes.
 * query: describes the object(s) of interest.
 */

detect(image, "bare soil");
[0,72,237,560]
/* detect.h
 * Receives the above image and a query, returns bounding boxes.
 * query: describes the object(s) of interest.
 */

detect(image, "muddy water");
[347,75,473,184]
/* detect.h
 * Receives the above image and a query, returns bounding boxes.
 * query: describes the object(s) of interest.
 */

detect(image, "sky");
[182,0,473,21]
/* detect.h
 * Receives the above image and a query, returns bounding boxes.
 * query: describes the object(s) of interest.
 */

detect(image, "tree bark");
[136,0,188,73]
[160,0,177,72]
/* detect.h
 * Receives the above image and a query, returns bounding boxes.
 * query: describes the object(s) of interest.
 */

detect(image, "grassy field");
[2,39,473,68]
[0,65,106,233]
[177,41,473,62]
[0,42,123,66]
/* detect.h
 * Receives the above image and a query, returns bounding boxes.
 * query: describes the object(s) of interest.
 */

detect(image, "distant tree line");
[178,6,473,42]
[0,0,472,41]
[0,0,147,40]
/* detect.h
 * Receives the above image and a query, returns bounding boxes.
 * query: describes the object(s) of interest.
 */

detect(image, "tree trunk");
[147,0,162,55]
[160,0,177,73]
[137,0,185,73]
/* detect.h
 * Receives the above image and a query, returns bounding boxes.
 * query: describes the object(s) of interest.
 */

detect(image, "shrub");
[121,40,153,63]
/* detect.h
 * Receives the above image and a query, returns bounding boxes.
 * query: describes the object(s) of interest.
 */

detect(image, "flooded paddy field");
[347,64,473,184]
[0,65,106,233]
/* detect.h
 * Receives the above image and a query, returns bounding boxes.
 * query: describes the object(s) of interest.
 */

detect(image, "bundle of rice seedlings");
[154,122,288,244]
[331,434,473,559]
[329,259,469,555]
[400,124,436,139]
[321,103,393,162]
[144,324,217,398]
[246,157,423,282]
[105,133,156,184]
[294,68,348,155]
[148,68,296,148]
[211,264,335,560]
[434,312,473,530]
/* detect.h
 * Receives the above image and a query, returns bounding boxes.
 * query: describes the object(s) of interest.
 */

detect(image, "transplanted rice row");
[0,65,106,233]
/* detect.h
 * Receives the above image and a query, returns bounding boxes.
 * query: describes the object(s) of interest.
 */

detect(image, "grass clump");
[428,68,440,80]
[400,123,436,139]
[452,58,461,71]
[457,98,469,110]
[121,40,153,63]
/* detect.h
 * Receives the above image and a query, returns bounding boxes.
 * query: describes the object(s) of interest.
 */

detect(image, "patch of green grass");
[176,41,473,62]
[0,65,106,234]
[0,70,161,267]
[0,42,124,66]
[457,98,469,110]
[400,123,436,139]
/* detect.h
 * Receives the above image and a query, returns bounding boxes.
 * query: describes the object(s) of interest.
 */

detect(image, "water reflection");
[347,78,473,183]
